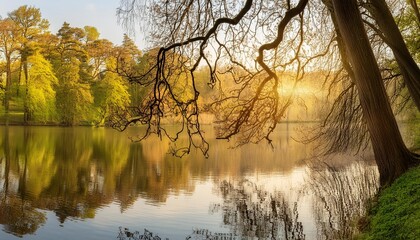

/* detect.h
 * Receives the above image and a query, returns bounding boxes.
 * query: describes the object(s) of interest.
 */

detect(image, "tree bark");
[331,0,418,185]
[23,57,30,123]
[408,0,420,25]
[366,0,420,110]
[4,55,12,113]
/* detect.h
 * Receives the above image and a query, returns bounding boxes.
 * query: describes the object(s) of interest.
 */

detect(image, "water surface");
[0,124,378,239]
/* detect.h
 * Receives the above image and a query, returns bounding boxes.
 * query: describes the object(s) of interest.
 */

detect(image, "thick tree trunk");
[331,0,418,185]
[322,0,355,79]
[365,0,420,110]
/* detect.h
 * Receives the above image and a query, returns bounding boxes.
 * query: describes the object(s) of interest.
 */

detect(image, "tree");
[115,34,142,80]
[93,58,131,125]
[26,52,58,122]
[55,57,94,125]
[85,38,113,81]
[115,34,145,106]
[331,0,419,185]
[310,0,419,156]
[8,5,49,122]
[53,22,87,62]
[83,26,107,84]
[117,0,419,185]
[361,0,420,110]
[83,26,100,43]
[0,19,20,115]
[53,22,94,125]
[402,1,420,63]
[408,0,420,25]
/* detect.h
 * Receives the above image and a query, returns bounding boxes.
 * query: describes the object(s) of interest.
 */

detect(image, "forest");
[1,2,415,129]
[0,5,330,128]
[0,5,158,126]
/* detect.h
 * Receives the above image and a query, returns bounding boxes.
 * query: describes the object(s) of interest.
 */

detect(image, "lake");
[0,124,380,239]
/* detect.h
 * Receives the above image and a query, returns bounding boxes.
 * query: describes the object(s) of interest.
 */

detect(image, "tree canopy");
[0,5,144,126]
[116,0,420,185]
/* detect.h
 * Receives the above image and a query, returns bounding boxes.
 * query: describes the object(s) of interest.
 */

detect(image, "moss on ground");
[361,165,420,240]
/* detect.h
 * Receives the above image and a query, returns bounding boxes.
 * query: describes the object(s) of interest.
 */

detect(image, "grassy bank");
[360,165,420,240]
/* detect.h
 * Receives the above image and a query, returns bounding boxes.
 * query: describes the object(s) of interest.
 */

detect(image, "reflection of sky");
[0,124,379,239]
[0,171,317,240]
[242,168,318,238]
[0,0,144,47]
[0,182,225,240]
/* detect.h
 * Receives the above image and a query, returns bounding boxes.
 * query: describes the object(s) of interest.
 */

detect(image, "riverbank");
[359,165,420,240]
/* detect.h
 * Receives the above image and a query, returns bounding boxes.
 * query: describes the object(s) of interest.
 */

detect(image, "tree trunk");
[322,0,355,79]
[365,0,420,110]
[23,58,30,123]
[4,55,12,113]
[17,61,22,96]
[408,0,420,25]
[331,0,418,185]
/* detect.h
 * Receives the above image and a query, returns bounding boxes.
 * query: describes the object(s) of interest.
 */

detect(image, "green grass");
[413,116,420,147]
[0,92,25,124]
[361,165,420,240]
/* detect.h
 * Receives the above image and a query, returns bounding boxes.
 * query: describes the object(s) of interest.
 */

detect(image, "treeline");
[0,6,376,127]
[0,5,154,125]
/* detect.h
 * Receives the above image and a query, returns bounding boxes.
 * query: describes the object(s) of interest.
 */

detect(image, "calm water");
[0,124,379,240]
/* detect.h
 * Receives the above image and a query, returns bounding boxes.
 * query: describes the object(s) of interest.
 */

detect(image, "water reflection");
[0,128,47,237]
[0,125,380,239]
[307,159,379,239]
[0,194,46,237]
[0,125,307,237]
[212,179,305,239]
[0,126,194,236]
[208,159,378,240]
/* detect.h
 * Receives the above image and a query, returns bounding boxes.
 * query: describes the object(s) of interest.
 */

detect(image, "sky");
[0,0,144,48]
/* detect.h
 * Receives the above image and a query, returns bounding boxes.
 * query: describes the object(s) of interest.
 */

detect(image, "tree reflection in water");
[0,196,46,237]
[0,126,381,239]
[211,179,305,239]
[307,160,379,239]
[0,128,47,237]
[209,160,379,240]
